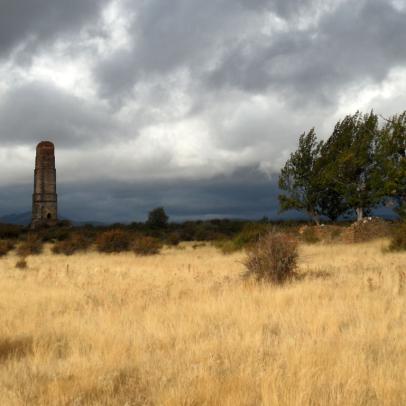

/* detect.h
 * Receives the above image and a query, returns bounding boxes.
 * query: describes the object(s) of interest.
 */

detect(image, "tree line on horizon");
[278,111,406,224]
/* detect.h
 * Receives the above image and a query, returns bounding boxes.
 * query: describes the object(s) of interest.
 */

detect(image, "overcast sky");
[0,0,405,222]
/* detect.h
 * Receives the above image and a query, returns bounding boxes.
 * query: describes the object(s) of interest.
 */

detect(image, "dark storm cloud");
[95,0,323,99]
[0,0,110,60]
[57,166,283,222]
[208,0,406,104]
[95,0,406,109]
[0,82,118,148]
[0,183,31,216]
[0,166,284,223]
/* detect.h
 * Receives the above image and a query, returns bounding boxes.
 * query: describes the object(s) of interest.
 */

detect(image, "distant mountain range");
[0,212,32,225]
[0,212,106,227]
[0,207,398,227]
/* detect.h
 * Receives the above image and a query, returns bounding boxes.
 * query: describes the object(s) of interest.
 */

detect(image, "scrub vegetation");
[0,239,405,405]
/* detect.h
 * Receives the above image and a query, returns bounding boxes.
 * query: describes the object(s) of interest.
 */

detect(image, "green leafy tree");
[146,207,169,228]
[316,185,349,222]
[278,129,324,224]
[320,111,383,221]
[376,112,406,219]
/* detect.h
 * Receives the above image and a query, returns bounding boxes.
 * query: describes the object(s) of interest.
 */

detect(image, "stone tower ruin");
[31,141,58,228]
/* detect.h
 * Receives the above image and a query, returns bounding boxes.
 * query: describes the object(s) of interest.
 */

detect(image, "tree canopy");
[279,110,405,222]
[146,207,169,229]
[278,129,324,224]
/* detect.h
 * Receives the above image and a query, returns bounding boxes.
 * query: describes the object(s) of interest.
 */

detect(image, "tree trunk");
[309,211,320,226]
[356,207,364,222]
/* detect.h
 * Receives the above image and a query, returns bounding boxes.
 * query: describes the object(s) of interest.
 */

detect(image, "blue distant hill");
[0,212,31,226]
[0,207,398,227]
[0,212,106,227]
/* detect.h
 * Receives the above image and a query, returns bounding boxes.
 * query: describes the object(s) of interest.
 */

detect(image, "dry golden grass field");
[0,240,405,405]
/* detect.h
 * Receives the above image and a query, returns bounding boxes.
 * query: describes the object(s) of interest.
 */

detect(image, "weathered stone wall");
[31,141,58,228]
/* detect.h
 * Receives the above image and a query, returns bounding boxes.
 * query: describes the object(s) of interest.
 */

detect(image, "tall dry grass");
[0,241,405,405]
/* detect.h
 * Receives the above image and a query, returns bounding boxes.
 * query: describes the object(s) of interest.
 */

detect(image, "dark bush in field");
[171,219,246,242]
[39,226,72,242]
[96,229,133,253]
[52,234,92,255]
[132,236,162,256]
[351,217,390,242]
[0,240,15,257]
[217,223,270,254]
[17,234,43,256]
[166,232,181,246]
[15,258,28,269]
[214,239,239,255]
[329,227,342,241]
[301,227,320,244]
[0,224,22,239]
[388,222,406,252]
[244,232,298,284]
[146,207,169,229]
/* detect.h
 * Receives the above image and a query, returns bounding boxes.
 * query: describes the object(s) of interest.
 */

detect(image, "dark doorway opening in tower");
[47,213,52,220]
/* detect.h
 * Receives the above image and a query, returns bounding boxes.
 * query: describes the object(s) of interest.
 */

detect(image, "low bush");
[388,222,406,252]
[132,236,162,256]
[244,232,298,284]
[351,217,390,242]
[329,227,342,241]
[39,226,72,242]
[166,232,181,246]
[15,258,28,269]
[301,227,320,244]
[214,239,239,254]
[216,223,270,254]
[0,240,15,257]
[0,224,22,239]
[96,229,133,253]
[16,234,43,256]
[52,234,92,255]
[235,223,270,246]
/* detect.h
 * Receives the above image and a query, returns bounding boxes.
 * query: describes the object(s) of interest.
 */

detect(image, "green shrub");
[16,234,43,256]
[52,234,92,255]
[388,222,406,252]
[214,239,239,254]
[235,223,269,246]
[192,242,206,250]
[301,227,320,244]
[352,217,390,242]
[216,223,270,254]
[244,232,298,284]
[330,228,342,241]
[166,232,181,246]
[0,224,22,239]
[0,240,15,257]
[146,207,169,229]
[39,226,71,242]
[132,236,162,256]
[96,229,132,253]
[15,258,28,269]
